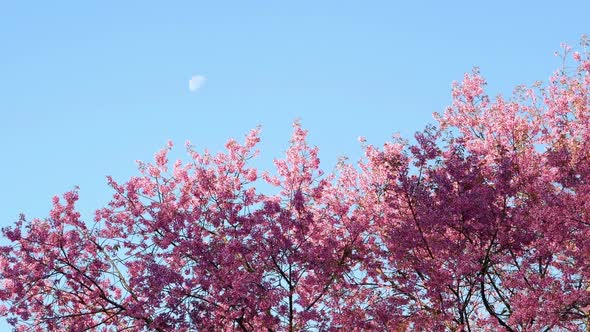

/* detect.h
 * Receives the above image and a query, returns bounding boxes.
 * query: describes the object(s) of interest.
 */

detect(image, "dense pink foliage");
[3,41,590,331]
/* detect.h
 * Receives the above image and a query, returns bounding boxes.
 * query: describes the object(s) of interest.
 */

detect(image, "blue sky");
[0,0,588,326]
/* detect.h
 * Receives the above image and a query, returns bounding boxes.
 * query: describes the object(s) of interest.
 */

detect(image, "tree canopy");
[2,42,590,331]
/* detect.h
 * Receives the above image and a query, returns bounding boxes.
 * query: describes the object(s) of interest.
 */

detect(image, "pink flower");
[573,51,582,61]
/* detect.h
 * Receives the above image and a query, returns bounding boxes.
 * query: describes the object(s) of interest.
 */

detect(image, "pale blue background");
[0,1,588,329]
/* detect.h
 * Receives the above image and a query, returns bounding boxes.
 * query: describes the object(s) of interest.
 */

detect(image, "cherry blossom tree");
[2,39,590,331]
[347,39,590,331]
[0,123,365,331]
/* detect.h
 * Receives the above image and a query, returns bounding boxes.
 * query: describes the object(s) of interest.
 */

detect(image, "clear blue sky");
[0,1,587,326]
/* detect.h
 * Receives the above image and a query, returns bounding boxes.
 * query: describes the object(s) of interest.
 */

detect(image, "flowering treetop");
[2,39,590,331]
